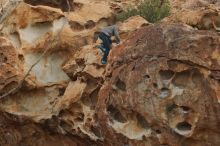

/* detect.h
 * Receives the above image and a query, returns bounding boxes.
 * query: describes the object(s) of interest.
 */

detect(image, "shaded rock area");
[0,0,220,146]
[0,110,91,146]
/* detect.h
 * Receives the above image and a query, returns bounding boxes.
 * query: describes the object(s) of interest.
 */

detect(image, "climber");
[97,25,121,65]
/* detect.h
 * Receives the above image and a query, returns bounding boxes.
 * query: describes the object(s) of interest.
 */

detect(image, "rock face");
[97,23,220,146]
[168,0,220,31]
[0,110,89,146]
[0,37,23,95]
[0,0,220,146]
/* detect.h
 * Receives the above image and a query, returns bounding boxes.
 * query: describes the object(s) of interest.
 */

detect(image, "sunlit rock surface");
[168,0,220,31]
[97,23,220,146]
[0,0,220,146]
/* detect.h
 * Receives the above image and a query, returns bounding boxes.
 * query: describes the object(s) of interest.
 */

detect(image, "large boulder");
[96,23,220,146]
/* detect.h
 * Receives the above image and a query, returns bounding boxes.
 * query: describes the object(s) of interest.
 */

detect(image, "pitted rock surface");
[0,37,23,95]
[97,23,220,146]
[0,0,220,146]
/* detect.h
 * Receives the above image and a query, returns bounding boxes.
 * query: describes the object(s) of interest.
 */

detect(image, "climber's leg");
[98,32,112,64]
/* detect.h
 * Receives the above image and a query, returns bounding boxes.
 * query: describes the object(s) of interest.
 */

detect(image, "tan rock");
[168,0,220,31]
[118,15,150,39]
[57,80,87,109]
[0,37,23,95]
[1,0,220,145]
[63,44,104,80]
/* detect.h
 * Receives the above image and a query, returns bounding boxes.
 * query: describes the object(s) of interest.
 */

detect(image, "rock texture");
[0,110,90,146]
[0,0,220,146]
[97,23,220,146]
[168,0,220,31]
[0,37,23,95]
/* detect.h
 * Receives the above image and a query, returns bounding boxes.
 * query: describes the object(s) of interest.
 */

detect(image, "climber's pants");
[98,32,112,61]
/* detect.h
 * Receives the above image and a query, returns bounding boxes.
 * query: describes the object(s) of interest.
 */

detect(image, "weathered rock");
[63,44,104,80]
[24,0,74,12]
[96,23,220,146]
[0,110,90,146]
[0,37,23,95]
[1,0,220,145]
[118,15,150,39]
[168,0,220,31]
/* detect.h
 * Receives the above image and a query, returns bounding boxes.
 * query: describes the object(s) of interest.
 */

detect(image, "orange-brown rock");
[1,0,220,146]
[0,37,23,95]
[96,23,220,146]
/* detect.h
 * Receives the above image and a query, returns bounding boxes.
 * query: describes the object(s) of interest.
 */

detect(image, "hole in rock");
[159,88,170,99]
[58,87,66,96]
[85,20,96,29]
[192,70,203,85]
[75,113,84,122]
[176,122,192,131]
[107,105,127,123]
[143,75,150,82]
[18,54,24,61]
[172,70,191,87]
[87,118,92,122]
[144,75,150,79]
[44,116,59,132]
[6,71,12,75]
[156,129,161,134]
[81,87,99,108]
[0,53,7,63]
[180,106,191,113]
[115,78,126,91]
[159,70,175,80]
[91,126,102,138]
[69,21,84,31]
[136,113,149,129]
[166,104,177,113]
[153,83,158,88]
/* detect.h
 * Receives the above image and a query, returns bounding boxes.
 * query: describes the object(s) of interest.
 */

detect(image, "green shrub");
[116,0,171,23]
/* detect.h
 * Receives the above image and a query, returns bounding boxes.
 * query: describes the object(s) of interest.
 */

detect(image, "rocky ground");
[0,0,220,146]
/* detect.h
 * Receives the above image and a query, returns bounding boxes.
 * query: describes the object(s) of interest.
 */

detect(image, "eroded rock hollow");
[0,0,220,146]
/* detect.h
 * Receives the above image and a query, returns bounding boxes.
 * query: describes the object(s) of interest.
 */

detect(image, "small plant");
[116,0,171,23]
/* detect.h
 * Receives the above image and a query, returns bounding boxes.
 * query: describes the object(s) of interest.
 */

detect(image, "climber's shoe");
[101,59,107,65]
